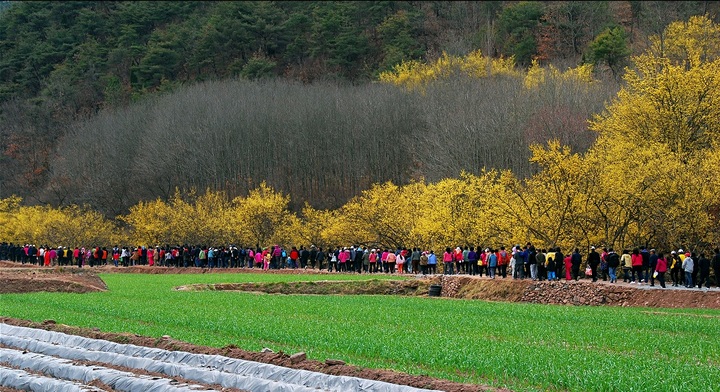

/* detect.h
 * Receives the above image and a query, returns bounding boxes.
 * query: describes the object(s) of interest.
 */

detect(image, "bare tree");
[49,74,616,216]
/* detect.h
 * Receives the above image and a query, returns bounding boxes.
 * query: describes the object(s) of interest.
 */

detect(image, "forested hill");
[0,1,718,214]
[3,1,717,107]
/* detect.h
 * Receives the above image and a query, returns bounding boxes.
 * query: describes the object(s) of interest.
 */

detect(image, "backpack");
[607,253,619,268]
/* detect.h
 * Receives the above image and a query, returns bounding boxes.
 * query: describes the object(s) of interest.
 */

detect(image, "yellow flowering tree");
[588,15,720,249]
[379,50,520,92]
[0,196,22,242]
[192,190,232,245]
[333,181,421,249]
[524,60,594,90]
[494,141,589,250]
[120,198,174,246]
[160,190,196,245]
[228,182,295,247]
[292,203,335,249]
[0,198,116,247]
[590,15,720,155]
[120,188,232,246]
[44,205,118,247]
[412,171,508,250]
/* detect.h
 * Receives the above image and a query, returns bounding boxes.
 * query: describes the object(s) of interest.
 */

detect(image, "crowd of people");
[1,242,719,289]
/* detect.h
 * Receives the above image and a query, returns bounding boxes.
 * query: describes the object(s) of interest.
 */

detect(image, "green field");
[2,273,718,391]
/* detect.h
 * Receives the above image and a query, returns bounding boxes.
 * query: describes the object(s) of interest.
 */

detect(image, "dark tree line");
[2,1,716,107]
[48,76,615,215]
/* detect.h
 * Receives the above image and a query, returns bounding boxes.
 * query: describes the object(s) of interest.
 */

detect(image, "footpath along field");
[1,270,719,392]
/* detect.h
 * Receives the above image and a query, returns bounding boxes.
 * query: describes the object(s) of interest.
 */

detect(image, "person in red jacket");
[497,246,509,278]
[454,247,463,274]
[631,248,643,283]
[147,247,155,266]
[90,247,99,267]
[289,246,300,269]
[43,248,51,267]
[443,248,454,275]
[564,254,572,281]
[654,251,668,288]
[73,247,81,268]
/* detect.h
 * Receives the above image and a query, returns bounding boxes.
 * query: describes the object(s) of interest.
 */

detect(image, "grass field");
[2,273,719,391]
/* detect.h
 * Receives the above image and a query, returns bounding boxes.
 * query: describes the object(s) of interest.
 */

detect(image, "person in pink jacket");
[564,254,572,281]
[654,252,668,288]
[443,248,454,275]
[631,248,644,283]
[386,250,397,273]
[337,247,348,271]
[368,249,378,273]
[262,248,271,271]
[45,248,55,266]
[254,249,263,269]
[336,248,344,271]
[380,249,389,273]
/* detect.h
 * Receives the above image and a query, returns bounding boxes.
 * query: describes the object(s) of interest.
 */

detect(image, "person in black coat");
[547,254,557,281]
[299,246,310,269]
[316,247,326,270]
[571,248,583,280]
[587,246,601,282]
[648,249,659,286]
[554,247,564,281]
[606,249,620,283]
[309,246,318,269]
[697,253,711,289]
[354,246,365,273]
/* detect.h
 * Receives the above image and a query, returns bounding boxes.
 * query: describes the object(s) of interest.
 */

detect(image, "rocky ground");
[1,261,719,391]
[438,275,720,309]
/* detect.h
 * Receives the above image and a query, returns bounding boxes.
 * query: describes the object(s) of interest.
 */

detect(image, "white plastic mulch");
[0,323,442,392]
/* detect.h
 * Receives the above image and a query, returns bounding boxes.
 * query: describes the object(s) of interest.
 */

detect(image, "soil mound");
[177,279,435,296]
[520,279,720,308]
[0,267,107,294]
[190,275,720,309]
[435,276,720,309]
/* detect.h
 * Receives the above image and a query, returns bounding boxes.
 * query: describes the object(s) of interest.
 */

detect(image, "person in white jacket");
[681,252,694,288]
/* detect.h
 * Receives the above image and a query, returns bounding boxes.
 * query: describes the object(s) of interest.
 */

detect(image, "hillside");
[0,1,718,211]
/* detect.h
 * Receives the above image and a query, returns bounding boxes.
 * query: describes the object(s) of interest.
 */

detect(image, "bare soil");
[2,262,719,392]
[0,262,107,293]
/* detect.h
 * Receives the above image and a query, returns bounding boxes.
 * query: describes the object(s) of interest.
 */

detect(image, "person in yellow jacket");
[620,250,632,283]
[545,249,556,279]
[670,250,683,287]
